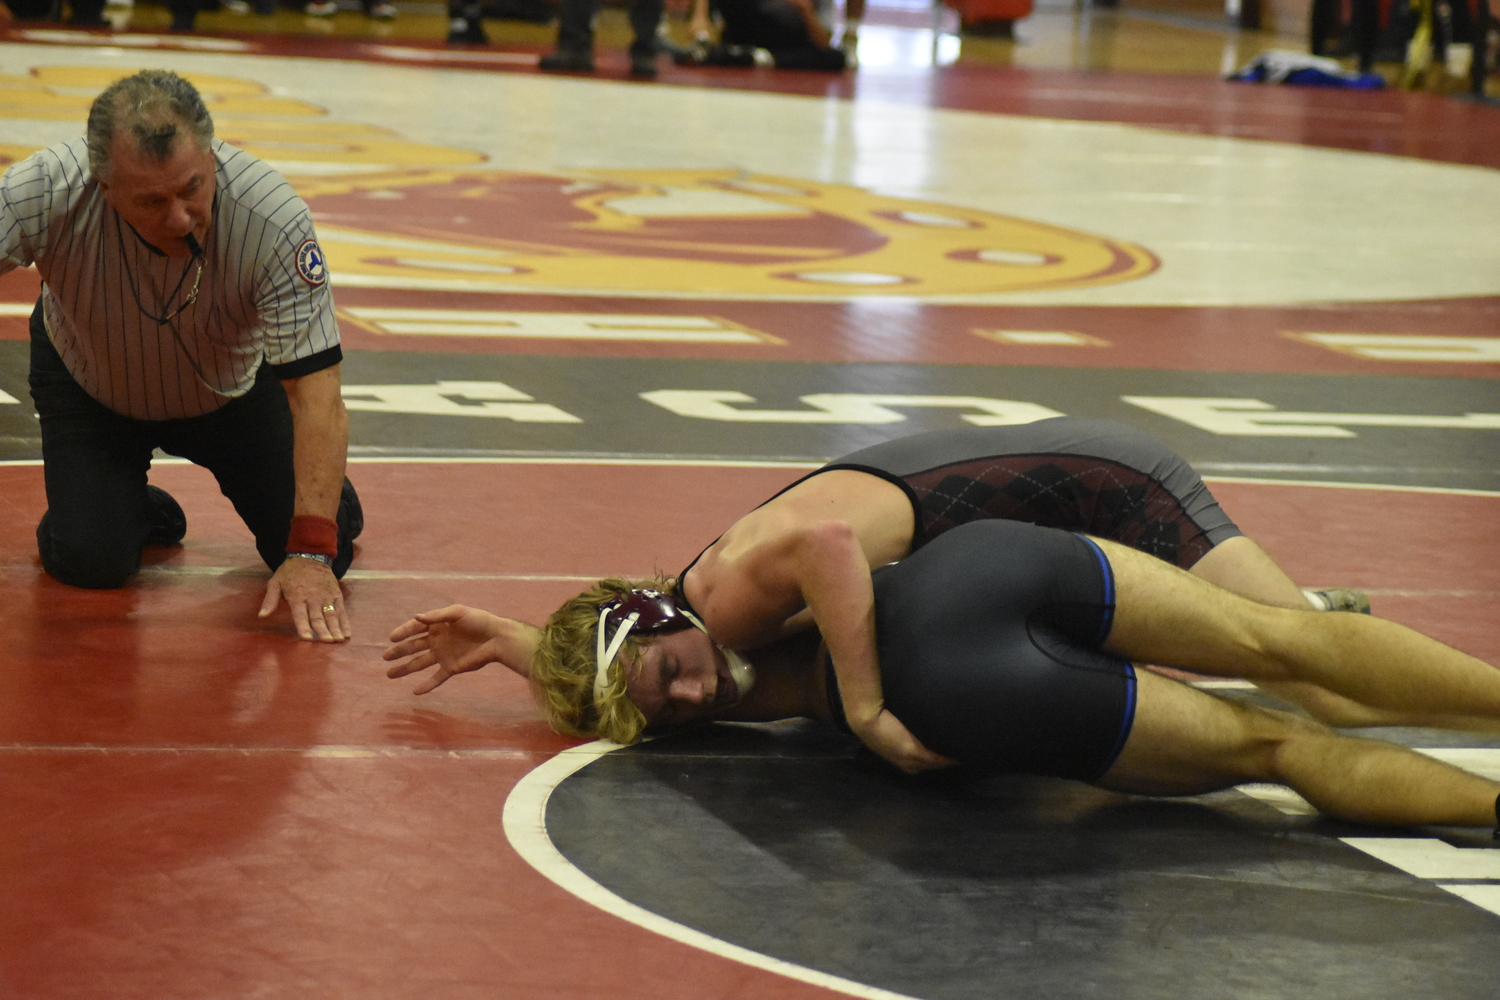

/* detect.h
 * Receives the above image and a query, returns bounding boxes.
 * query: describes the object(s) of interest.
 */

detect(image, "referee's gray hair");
[86,70,215,179]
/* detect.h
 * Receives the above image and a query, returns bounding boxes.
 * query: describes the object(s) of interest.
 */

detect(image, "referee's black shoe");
[339,477,364,542]
[145,485,187,547]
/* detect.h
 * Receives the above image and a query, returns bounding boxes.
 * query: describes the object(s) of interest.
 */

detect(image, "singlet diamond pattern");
[906,455,1210,568]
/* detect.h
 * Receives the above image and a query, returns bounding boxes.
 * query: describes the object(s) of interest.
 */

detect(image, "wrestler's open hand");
[259,556,350,642]
[384,605,516,694]
[856,708,955,774]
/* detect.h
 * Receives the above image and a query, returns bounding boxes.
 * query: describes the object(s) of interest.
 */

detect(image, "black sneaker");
[1303,588,1371,614]
[629,51,658,76]
[700,44,756,67]
[339,477,364,542]
[446,16,487,43]
[539,49,595,71]
[145,485,187,547]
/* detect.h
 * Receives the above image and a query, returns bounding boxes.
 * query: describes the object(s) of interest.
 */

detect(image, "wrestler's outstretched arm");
[692,520,951,774]
[384,605,540,694]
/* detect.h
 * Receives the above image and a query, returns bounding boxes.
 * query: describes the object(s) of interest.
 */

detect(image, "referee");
[1,69,361,643]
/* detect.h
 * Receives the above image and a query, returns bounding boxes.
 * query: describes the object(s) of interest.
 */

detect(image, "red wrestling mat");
[1,459,1496,998]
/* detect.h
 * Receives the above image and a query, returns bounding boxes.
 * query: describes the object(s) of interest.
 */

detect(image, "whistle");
[184,233,203,258]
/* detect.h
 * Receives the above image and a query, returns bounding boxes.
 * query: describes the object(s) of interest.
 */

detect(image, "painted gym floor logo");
[299,168,1159,297]
[2,66,1156,299]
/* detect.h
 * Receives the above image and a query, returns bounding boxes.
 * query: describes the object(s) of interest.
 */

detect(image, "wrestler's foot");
[539,49,594,72]
[1303,588,1371,614]
[145,485,187,547]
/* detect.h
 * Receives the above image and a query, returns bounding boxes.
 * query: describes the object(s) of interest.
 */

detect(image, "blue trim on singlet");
[1073,534,1116,648]
[1070,533,1136,778]
[1098,661,1138,779]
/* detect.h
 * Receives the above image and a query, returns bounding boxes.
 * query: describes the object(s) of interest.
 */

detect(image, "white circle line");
[502,740,924,1000]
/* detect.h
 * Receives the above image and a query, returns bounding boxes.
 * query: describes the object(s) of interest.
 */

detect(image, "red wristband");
[286,514,339,557]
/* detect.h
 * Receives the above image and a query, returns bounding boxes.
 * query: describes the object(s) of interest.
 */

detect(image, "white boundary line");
[0,456,1496,495]
[502,740,923,1000]
[1197,475,1500,498]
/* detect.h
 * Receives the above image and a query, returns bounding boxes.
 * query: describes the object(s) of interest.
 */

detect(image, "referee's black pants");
[28,299,356,589]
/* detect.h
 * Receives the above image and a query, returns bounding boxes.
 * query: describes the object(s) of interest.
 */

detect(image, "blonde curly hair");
[530,576,674,745]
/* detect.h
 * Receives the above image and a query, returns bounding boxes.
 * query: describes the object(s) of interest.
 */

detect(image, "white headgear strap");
[595,609,640,703]
[592,603,708,704]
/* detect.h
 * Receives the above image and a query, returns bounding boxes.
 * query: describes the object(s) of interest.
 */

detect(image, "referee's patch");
[295,239,328,286]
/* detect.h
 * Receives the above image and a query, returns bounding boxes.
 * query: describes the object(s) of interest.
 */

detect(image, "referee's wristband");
[285,551,334,567]
[286,514,339,557]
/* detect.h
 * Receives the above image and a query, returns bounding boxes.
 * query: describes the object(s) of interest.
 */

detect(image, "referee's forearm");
[283,365,349,522]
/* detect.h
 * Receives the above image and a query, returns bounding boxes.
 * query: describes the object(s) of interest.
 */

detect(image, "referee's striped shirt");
[0,137,340,421]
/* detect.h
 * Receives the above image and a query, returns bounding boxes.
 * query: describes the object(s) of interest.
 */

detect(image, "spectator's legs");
[718,0,793,46]
[167,0,198,28]
[542,0,602,62]
[767,45,846,68]
[628,0,667,72]
[1350,0,1379,72]
[448,0,488,42]
[66,0,109,24]
[716,0,844,67]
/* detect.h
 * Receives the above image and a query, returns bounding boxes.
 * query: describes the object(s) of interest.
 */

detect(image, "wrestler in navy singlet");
[827,519,1138,782]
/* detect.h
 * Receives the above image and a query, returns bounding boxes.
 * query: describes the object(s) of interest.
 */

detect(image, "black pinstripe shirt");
[1,138,340,420]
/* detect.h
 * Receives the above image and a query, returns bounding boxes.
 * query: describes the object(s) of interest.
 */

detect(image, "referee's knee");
[36,514,140,589]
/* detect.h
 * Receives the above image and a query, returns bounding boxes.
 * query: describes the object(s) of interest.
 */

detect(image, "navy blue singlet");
[828,519,1138,783]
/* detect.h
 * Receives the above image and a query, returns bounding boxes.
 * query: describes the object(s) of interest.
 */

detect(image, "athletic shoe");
[305,1,338,14]
[145,485,187,547]
[1303,588,1371,614]
[539,49,595,71]
[367,1,396,17]
[629,52,658,76]
[447,16,487,42]
[695,44,756,66]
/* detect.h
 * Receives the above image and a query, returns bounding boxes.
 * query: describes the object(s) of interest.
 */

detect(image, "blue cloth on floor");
[1229,50,1385,88]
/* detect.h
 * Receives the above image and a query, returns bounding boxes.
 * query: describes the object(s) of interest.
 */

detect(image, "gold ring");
[322,605,336,613]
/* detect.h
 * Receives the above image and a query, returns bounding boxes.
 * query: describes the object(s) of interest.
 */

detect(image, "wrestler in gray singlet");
[826,417,1240,569]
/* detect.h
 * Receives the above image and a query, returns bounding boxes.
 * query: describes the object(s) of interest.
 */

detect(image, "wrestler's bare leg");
[1097,536,1500,735]
[1189,536,1396,727]
[1189,535,1306,609]
[1100,669,1499,827]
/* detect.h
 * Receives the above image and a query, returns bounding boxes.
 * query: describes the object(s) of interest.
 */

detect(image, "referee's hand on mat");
[258,556,351,642]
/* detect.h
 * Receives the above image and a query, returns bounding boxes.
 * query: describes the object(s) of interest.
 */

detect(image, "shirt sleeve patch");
[294,238,329,286]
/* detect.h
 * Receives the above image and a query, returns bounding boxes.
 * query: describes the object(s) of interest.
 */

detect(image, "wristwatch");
[285,551,334,567]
